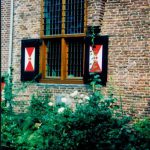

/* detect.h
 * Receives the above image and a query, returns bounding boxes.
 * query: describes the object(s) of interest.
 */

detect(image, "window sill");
[41,33,86,39]
[39,78,84,84]
[36,82,90,88]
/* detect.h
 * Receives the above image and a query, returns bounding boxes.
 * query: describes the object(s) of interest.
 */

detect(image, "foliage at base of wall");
[1,86,150,150]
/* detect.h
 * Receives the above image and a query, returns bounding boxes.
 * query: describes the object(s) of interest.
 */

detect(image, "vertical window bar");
[67,38,84,77]
[54,40,58,76]
[47,39,61,77]
[53,40,55,76]
[78,1,83,33]
[52,0,53,34]
[65,0,84,34]
[73,41,75,76]
[48,40,51,76]
[47,40,49,76]
[59,40,61,76]
[79,0,84,33]
[54,41,56,76]
[76,41,78,76]
[74,40,76,76]
[57,43,59,76]
[74,42,79,77]
[79,43,81,77]
[52,0,53,35]
[48,40,50,76]
[55,41,57,75]
[59,40,60,76]
[56,1,59,34]
[78,42,80,76]
[48,0,50,35]
[49,0,50,35]
[79,43,83,76]
[70,41,73,76]
[80,39,83,77]
[53,0,54,34]
[44,0,62,35]
[46,41,49,76]
[50,40,52,74]
[77,41,79,76]
[69,42,71,76]
[50,40,52,76]
[69,41,71,76]
[53,1,57,34]
[57,42,59,76]
[77,0,78,33]
[55,41,57,76]
[73,0,75,33]
[71,0,76,33]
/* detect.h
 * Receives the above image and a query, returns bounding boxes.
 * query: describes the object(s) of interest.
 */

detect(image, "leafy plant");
[3,67,14,112]
[133,117,150,149]
[1,73,150,150]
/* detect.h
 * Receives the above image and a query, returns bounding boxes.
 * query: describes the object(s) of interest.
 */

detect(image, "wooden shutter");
[84,36,108,85]
[21,39,41,81]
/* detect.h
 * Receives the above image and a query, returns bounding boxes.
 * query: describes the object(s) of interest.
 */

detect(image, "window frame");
[40,0,87,84]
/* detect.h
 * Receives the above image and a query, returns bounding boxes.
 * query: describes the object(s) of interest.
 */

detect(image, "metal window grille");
[65,0,84,34]
[46,39,61,77]
[67,38,84,77]
[43,0,85,35]
[42,0,86,81]
[44,0,62,35]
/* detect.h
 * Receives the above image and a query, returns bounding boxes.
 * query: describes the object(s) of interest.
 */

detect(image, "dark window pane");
[46,39,61,77]
[67,38,84,77]
[44,0,62,35]
[65,0,84,34]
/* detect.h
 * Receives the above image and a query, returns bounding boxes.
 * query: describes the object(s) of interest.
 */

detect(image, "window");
[40,0,87,84]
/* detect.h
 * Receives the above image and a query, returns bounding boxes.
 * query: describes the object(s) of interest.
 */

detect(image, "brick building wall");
[101,0,150,115]
[87,0,106,26]
[1,0,11,74]
[11,0,99,113]
[12,0,41,82]
[6,0,150,116]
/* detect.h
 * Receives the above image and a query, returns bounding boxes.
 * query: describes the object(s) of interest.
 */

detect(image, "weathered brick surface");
[1,0,11,74]
[12,83,92,113]
[12,0,41,83]
[2,0,149,116]
[101,0,150,115]
[87,0,106,27]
